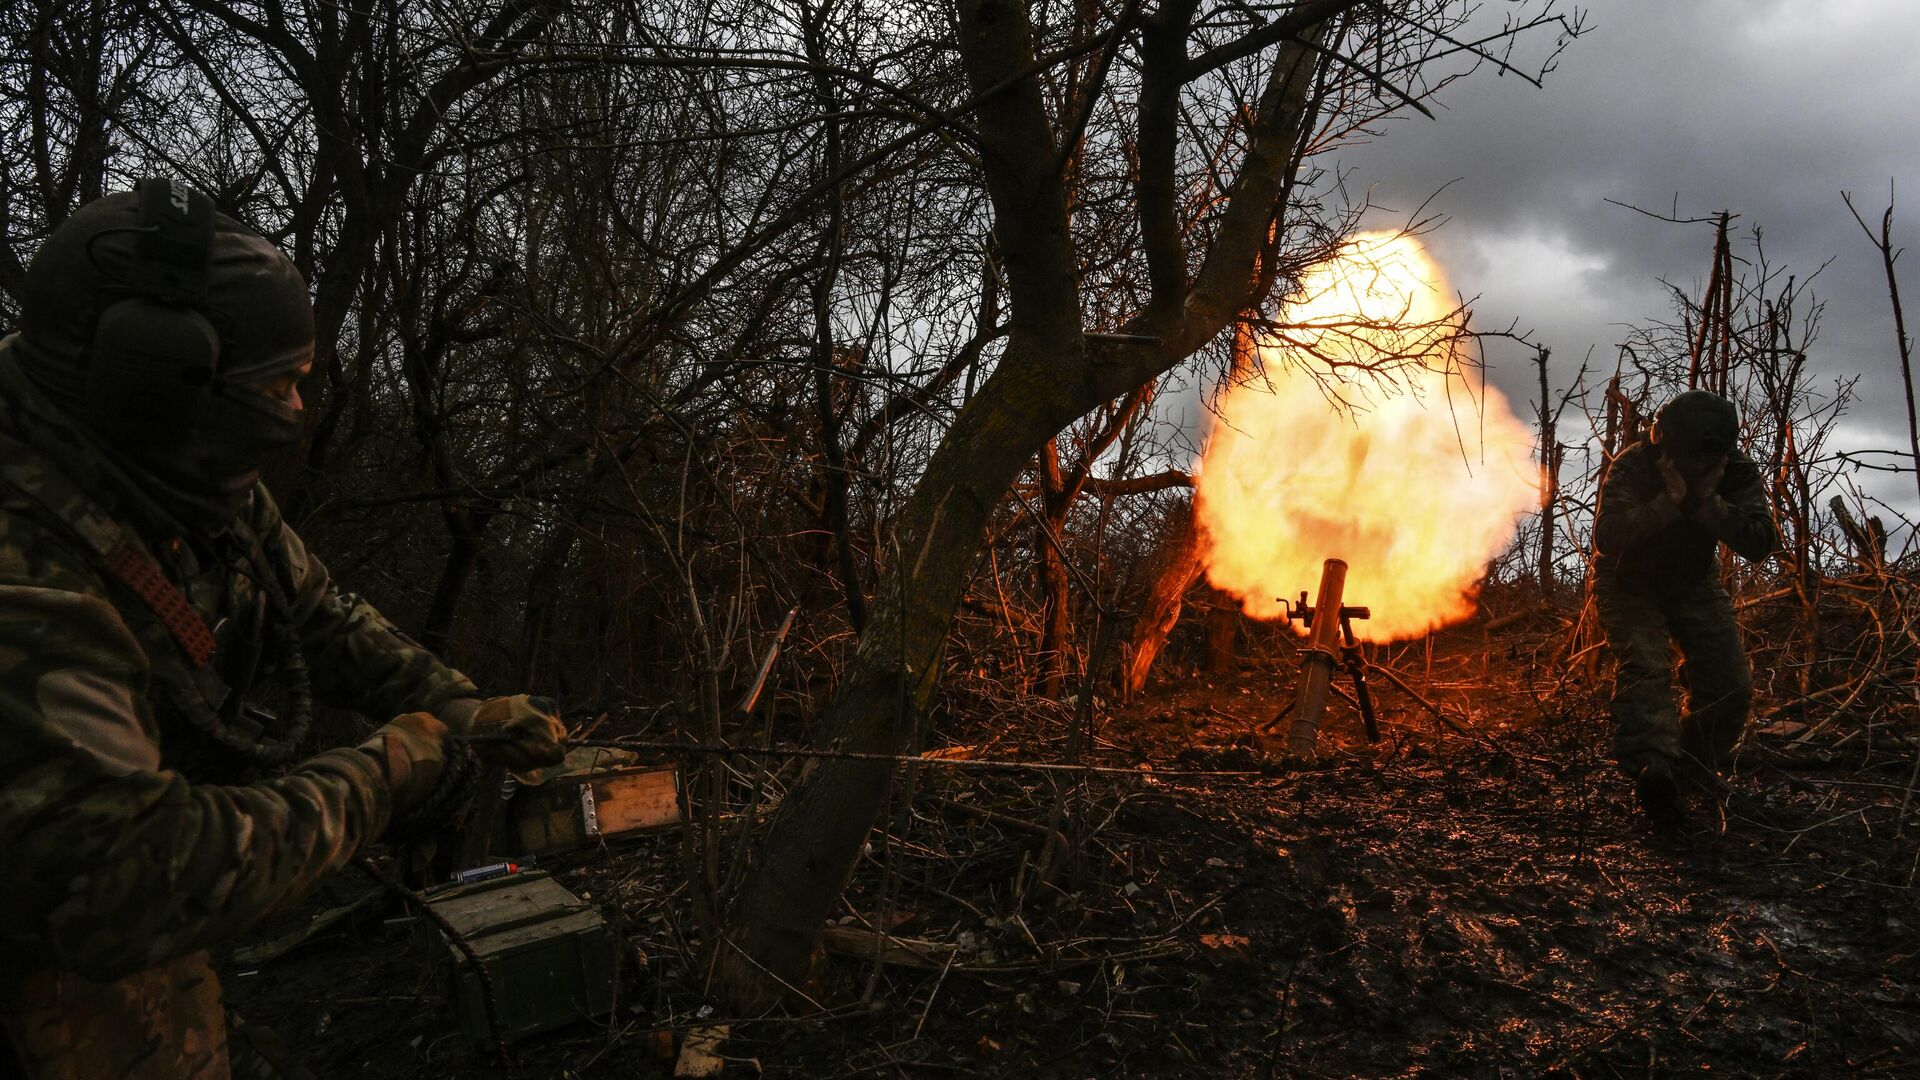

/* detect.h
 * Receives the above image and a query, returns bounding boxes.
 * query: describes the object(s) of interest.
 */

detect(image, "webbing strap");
[0,415,222,673]
[100,537,217,668]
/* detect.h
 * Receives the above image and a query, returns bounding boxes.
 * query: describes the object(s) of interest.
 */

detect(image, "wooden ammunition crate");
[507,764,682,855]
[420,871,616,1046]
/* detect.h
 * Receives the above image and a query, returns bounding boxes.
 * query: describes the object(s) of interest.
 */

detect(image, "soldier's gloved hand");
[1689,456,1727,503]
[469,694,567,770]
[1656,454,1689,505]
[358,711,448,811]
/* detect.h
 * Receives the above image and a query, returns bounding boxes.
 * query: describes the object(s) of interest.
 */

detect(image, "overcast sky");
[1328,0,1920,521]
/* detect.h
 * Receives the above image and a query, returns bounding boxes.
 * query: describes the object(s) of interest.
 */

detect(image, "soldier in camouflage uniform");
[0,182,568,1078]
[1591,390,1776,829]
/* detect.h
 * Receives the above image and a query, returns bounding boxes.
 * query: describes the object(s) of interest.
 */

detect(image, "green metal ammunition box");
[420,870,616,1046]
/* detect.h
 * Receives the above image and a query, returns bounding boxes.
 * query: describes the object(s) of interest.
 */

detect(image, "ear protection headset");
[86,178,221,444]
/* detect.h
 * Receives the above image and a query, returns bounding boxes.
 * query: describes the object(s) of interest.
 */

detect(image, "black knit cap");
[1654,390,1738,455]
[17,189,315,410]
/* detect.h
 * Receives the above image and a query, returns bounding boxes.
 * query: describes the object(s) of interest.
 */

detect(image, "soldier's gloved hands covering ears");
[1656,454,1689,505]
[468,694,568,770]
[1690,457,1727,503]
[358,711,449,810]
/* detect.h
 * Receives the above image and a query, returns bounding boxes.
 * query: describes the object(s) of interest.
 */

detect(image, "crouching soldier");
[1591,390,1776,830]
[0,181,568,1078]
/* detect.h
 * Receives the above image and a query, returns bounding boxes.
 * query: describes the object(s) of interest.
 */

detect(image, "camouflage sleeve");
[1699,456,1776,563]
[0,524,395,982]
[1592,447,1683,556]
[252,490,482,723]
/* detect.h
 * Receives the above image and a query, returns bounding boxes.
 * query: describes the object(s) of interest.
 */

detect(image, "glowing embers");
[1195,232,1537,643]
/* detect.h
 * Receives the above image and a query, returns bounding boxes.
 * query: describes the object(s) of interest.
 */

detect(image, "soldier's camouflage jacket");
[0,337,481,1078]
[1592,441,1776,589]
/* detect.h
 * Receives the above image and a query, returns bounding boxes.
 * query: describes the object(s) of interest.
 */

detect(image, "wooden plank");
[508,765,682,854]
[586,767,682,835]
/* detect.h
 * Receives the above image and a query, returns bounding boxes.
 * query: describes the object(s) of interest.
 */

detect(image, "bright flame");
[1195,232,1538,642]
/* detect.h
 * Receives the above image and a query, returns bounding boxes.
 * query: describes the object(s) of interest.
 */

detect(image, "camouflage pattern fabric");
[8,955,311,1079]
[1591,441,1775,777]
[1595,577,1753,775]
[3,955,227,1079]
[0,338,482,1078]
[1592,442,1775,586]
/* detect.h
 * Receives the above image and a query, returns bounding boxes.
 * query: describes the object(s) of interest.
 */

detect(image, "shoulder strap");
[0,429,218,668]
[99,538,218,666]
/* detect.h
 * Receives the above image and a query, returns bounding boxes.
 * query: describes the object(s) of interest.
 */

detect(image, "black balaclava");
[17,187,313,535]
[1653,390,1738,456]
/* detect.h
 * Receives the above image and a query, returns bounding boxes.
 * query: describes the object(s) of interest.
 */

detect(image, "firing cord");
[456,733,1265,780]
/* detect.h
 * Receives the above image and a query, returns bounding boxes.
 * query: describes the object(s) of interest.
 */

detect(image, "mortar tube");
[1286,558,1349,755]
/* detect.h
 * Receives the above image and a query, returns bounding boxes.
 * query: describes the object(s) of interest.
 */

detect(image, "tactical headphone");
[86,178,222,444]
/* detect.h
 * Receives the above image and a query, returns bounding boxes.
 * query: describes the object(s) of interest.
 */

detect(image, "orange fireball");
[1195,232,1538,642]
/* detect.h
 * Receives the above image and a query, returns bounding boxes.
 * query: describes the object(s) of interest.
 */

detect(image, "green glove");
[358,711,449,811]
[469,694,567,771]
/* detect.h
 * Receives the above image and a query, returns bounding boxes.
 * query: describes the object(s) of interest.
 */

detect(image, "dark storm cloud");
[1164,1,1918,524]
[1335,0,1920,492]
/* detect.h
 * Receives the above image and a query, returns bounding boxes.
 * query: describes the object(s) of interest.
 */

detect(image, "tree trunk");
[1120,514,1204,698]
[805,14,868,635]
[1205,601,1238,673]
[422,508,491,656]
[707,361,1091,1006]
[1036,439,1073,698]
[1535,347,1558,593]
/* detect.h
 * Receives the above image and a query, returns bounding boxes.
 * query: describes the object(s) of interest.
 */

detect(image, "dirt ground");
[223,625,1920,1077]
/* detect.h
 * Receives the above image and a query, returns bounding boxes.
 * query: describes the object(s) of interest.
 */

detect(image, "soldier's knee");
[1611,666,1672,715]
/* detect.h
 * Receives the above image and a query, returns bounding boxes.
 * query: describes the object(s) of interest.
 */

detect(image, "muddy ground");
[224,625,1920,1077]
